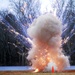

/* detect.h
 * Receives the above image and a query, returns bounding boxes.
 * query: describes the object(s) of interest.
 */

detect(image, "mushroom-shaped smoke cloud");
[27,13,70,72]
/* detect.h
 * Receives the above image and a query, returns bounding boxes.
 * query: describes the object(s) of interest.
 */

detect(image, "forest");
[0,0,75,66]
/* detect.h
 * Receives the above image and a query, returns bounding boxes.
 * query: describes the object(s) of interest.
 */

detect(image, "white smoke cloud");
[27,13,70,72]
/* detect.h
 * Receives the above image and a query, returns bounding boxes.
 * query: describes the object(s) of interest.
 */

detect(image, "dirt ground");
[0,71,75,75]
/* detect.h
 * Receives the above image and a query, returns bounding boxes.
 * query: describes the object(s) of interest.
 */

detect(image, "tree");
[0,12,31,65]
[0,0,41,66]
[56,0,75,65]
[9,0,41,26]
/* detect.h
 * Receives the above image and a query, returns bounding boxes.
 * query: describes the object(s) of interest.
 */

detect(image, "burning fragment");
[27,13,70,72]
[33,69,39,73]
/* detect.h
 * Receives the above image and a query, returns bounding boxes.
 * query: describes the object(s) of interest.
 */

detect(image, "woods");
[0,0,75,66]
[0,0,40,66]
[56,0,75,65]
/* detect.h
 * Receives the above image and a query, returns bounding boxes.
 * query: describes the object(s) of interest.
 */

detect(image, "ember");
[33,69,39,73]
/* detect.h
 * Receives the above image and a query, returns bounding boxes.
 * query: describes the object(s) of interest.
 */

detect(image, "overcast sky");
[0,0,56,15]
[0,0,10,9]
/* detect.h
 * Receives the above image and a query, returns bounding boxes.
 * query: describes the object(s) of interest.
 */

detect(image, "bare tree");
[9,0,41,26]
[56,0,75,65]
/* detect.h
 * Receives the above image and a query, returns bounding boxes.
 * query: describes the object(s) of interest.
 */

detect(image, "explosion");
[27,13,70,72]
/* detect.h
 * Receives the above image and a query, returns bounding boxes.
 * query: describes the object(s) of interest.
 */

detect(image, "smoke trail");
[27,13,70,72]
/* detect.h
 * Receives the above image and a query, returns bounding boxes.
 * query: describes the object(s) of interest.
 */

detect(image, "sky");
[0,0,10,9]
[40,0,56,13]
[0,0,57,15]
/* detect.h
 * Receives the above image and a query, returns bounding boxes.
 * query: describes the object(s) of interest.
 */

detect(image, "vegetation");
[0,0,75,65]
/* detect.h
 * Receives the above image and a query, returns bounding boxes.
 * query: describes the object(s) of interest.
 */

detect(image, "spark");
[64,37,69,43]
[34,69,39,73]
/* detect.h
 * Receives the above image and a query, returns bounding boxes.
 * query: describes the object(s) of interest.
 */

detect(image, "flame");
[34,69,39,73]
[52,66,55,73]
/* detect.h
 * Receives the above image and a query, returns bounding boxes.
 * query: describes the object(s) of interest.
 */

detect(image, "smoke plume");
[27,13,70,72]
